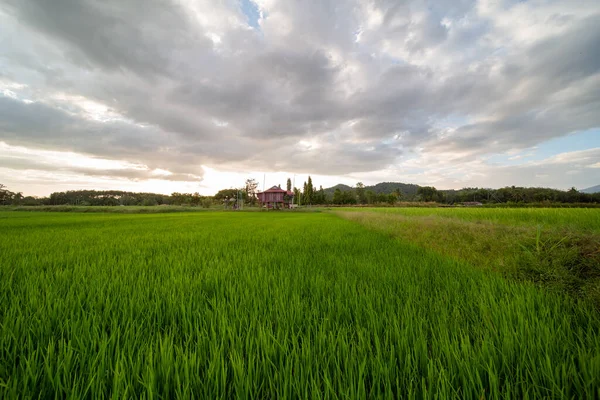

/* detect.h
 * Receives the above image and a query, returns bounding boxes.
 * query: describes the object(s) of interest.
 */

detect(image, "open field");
[1,210,599,398]
[1,205,220,213]
[335,207,600,232]
[336,208,600,308]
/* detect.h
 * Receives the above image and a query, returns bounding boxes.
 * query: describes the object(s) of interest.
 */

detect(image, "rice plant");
[1,211,599,398]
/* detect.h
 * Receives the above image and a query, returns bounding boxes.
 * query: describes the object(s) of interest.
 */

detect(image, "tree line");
[0,186,213,207]
[1,181,599,207]
[324,185,600,205]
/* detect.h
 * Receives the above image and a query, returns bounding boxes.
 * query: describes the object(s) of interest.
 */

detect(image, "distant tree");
[387,193,397,205]
[356,182,366,204]
[417,186,439,202]
[342,191,357,204]
[190,192,202,206]
[332,188,343,205]
[394,188,403,200]
[365,190,376,204]
[215,188,240,200]
[286,178,292,192]
[293,187,301,205]
[302,181,307,205]
[120,195,138,206]
[21,196,42,206]
[245,179,258,205]
[376,193,388,203]
[315,185,326,204]
[307,176,314,204]
[142,197,157,206]
[0,184,15,205]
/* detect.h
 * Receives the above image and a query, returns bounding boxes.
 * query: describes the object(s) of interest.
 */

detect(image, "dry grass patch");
[336,211,600,307]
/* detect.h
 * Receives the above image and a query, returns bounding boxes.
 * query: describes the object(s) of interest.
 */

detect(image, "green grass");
[1,205,221,213]
[335,207,600,232]
[1,211,599,398]
[335,208,600,308]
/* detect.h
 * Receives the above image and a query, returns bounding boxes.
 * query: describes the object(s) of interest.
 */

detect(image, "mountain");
[322,184,353,197]
[581,185,600,194]
[323,182,421,198]
[368,182,420,196]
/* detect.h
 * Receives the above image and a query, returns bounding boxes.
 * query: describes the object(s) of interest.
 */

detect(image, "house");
[257,185,295,209]
[462,201,483,207]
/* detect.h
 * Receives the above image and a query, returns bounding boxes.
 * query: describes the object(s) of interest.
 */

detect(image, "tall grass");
[1,211,599,398]
[336,209,600,308]
[337,206,600,232]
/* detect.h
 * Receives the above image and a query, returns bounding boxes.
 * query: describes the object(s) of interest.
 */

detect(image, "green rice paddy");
[1,210,599,398]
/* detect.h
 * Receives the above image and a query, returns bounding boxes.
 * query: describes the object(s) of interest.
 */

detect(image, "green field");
[1,210,599,398]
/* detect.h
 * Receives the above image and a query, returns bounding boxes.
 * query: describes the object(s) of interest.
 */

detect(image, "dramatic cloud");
[0,0,599,195]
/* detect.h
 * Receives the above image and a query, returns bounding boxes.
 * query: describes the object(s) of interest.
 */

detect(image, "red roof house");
[257,185,294,209]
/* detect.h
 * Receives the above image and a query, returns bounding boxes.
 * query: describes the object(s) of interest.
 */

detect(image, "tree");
[215,188,240,200]
[332,188,343,205]
[245,179,258,205]
[394,188,403,201]
[376,193,388,203]
[294,187,301,205]
[306,176,314,205]
[0,184,16,205]
[286,178,292,192]
[356,182,366,204]
[342,191,357,204]
[315,185,326,204]
[365,190,376,204]
[190,192,202,206]
[387,193,397,205]
[417,186,439,202]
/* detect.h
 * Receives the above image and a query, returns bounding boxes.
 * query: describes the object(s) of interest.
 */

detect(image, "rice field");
[1,210,599,398]
[336,206,600,232]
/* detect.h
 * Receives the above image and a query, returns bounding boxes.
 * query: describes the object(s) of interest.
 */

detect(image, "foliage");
[4,182,599,208]
[443,185,600,204]
[355,182,366,204]
[244,179,258,205]
[323,182,420,200]
[322,183,600,206]
[332,188,357,205]
[214,188,244,201]
[0,211,599,397]
[336,207,600,307]
[301,176,316,205]
[0,184,22,205]
[416,186,441,202]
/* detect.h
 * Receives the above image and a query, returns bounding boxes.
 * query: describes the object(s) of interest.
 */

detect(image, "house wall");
[259,192,284,202]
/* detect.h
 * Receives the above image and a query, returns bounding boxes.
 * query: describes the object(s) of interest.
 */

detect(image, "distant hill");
[322,184,353,197]
[323,182,421,198]
[582,185,600,194]
[368,182,421,196]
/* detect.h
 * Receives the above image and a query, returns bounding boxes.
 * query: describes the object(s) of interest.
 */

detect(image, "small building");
[462,201,483,207]
[257,185,295,209]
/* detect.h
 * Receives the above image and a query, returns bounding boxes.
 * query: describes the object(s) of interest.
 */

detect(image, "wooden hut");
[257,185,294,209]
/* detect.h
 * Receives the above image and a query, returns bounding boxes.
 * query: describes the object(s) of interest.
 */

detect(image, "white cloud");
[0,0,599,195]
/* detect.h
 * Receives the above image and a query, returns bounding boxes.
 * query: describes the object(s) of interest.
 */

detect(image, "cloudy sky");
[1,0,599,196]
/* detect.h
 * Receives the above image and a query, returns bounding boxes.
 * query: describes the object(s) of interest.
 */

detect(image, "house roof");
[257,185,294,196]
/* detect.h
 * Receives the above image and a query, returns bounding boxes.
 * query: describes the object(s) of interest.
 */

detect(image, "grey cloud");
[2,0,210,77]
[0,0,599,187]
[0,96,206,178]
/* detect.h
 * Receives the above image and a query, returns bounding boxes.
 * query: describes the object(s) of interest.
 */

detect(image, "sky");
[0,0,599,197]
